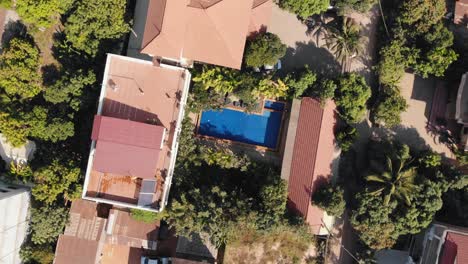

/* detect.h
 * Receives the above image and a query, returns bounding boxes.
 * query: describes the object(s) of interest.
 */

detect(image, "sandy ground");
[396,73,454,158]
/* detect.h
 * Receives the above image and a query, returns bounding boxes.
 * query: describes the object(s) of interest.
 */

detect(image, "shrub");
[335,73,371,123]
[336,125,358,152]
[278,0,330,19]
[312,183,346,216]
[244,32,286,68]
[373,86,408,127]
[130,208,165,223]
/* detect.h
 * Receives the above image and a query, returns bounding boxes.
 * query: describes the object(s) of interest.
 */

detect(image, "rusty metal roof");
[91,115,164,179]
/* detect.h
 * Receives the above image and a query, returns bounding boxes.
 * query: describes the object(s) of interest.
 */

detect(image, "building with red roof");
[280,98,339,234]
[128,0,272,69]
[82,54,191,212]
[419,223,468,264]
[454,0,468,25]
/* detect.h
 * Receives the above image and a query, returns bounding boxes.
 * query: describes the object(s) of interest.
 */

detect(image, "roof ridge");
[194,0,242,66]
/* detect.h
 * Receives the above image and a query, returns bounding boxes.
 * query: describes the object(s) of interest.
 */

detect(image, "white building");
[0,182,30,264]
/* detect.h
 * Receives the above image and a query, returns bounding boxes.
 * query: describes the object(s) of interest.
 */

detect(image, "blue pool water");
[198,107,283,149]
[264,100,285,111]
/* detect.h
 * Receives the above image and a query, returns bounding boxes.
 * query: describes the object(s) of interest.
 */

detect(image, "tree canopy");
[64,0,130,55]
[278,0,330,19]
[0,38,42,100]
[30,206,69,245]
[16,0,73,28]
[244,33,287,68]
[335,73,371,123]
[350,139,466,250]
[31,160,81,204]
[312,182,346,216]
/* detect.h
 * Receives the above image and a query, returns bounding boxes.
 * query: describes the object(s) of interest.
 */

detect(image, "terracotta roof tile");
[285,98,337,234]
[440,231,468,264]
[141,0,272,69]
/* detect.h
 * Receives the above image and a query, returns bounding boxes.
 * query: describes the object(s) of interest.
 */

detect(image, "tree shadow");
[41,64,61,86]
[1,20,33,48]
[280,41,341,77]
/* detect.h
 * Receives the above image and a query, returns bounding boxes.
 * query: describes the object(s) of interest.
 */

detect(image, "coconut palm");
[306,14,331,46]
[365,156,418,206]
[324,17,362,73]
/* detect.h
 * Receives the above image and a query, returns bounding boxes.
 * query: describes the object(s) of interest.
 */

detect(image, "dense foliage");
[64,0,130,55]
[350,139,467,249]
[335,0,376,14]
[16,0,72,28]
[0,38,42,100]
[336,125,358,152]
[334,73,371,123]
[20,245,55,264]
[165,118,302,248]
[312,183,346,216]
[244,33,287,67]
[277,0,329,19]
[30,206,69,245]
[373,86,408,127]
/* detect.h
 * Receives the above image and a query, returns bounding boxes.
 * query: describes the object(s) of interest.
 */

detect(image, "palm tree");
[306,14,331,46]
[324,17,362,73]
[365,156,418,206]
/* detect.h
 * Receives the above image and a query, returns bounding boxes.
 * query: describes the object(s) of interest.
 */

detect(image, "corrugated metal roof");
[91,115,164,179]
[440,232,468,264]
[285,98,337,234]
[54,235,99,264]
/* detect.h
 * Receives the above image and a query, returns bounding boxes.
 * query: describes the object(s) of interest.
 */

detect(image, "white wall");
[0,183,30,264]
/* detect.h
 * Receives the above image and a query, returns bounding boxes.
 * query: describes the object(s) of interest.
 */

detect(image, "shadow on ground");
[280,41,341,76]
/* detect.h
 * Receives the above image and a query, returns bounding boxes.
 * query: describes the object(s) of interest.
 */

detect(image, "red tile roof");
[91,115,165,179]
[140,0,272,69]
[455,0,468,25]
[440,232,468,264]
[285,98,337,234]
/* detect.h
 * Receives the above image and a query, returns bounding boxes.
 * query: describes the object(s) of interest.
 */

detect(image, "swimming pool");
[198,102,284,149]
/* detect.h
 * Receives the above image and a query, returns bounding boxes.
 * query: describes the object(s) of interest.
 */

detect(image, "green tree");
[336,125,358,152]
[31,160,81,204]
[312,183,346,216]
[130,208,166,223]
[167,186,253,247]
[399,0,446,33]
[253,77,289,99]
[365,152,418,206]
[311,79,337,105]
[43,70,96,111]
[284,66,317,98]
[16,0,73,28]
[375,39,418,86]
[325,17,362,72]
[20,244,55,264]
[335,73,371,123]
[335,0,376,14]
[192,65,241,94]
[0,38,42,100]
[373,86,408,127]
[200,145,251,171]
[278,0,330,19]
[351,192,399,249]
[30,206,69,245]
[64,0,129,55]
[257,179,288,227]
[244,33,287,67]
[0,106,74,147]
[413,48,458,78]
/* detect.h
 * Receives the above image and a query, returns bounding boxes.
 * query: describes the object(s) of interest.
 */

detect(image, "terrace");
[82,54,191,212]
